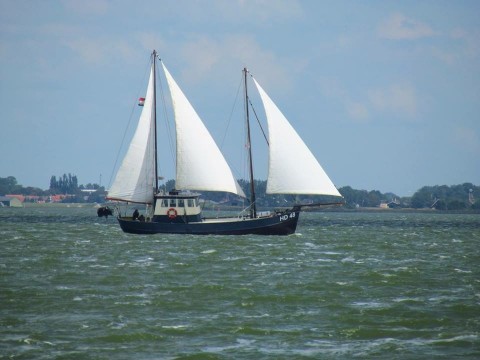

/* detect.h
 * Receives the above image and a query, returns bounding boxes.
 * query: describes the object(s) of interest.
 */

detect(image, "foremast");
[244,68,257,219]
[152,50,159,195]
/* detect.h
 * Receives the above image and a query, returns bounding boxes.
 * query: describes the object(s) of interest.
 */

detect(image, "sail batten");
[252,78,342,197]
[107,68,156,204]
[161,62,246,198]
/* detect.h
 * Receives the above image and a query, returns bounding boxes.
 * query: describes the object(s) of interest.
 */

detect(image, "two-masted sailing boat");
[106,50,342,235]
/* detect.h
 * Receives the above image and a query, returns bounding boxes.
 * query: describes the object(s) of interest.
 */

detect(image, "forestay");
[253,78,341,197]
[107,68,156,204]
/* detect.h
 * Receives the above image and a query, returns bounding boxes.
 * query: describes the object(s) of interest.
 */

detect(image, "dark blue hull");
[117,210,300,235]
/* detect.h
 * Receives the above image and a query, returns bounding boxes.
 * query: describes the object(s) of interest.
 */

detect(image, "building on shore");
[0,196,23,207]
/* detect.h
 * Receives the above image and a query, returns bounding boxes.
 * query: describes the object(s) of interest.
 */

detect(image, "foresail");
[161,62,246,198]
[253,78,342,197]
[107,68,156,204]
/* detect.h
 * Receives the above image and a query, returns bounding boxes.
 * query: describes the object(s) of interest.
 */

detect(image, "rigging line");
[245,69,269,146]
[108,57,152,190]
[248,98,269,146]
[220,73,243,149]
[219,72,247,182]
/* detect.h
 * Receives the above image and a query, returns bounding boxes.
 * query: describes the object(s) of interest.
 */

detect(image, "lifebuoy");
[167,208,177,219]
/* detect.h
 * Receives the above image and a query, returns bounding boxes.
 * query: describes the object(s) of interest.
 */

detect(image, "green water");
[1,206,479,359]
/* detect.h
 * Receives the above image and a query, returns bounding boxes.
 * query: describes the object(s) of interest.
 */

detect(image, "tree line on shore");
[0,175,478,210]
[0,175,105,203]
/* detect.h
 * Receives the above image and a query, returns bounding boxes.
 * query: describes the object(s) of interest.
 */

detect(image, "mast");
[244,68,257,218]
[152,50,159,193]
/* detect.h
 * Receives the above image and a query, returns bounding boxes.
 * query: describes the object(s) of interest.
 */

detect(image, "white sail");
[161,62,246,197]
[253,78,342,197]
[107,68,156,204]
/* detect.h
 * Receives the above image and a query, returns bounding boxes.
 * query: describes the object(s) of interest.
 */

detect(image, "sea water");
[1,206,479,359]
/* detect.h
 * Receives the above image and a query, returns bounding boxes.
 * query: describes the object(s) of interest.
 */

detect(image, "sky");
[1,0,479,196]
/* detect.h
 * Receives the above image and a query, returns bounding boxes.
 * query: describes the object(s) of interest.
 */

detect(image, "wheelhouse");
[153,190,202,223]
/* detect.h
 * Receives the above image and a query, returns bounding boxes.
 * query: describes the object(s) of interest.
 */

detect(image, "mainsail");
[107,68,156,204]
[161,62,245,197]
[252,78,341,197]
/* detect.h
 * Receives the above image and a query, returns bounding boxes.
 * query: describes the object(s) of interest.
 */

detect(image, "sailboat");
[106,50,343,235]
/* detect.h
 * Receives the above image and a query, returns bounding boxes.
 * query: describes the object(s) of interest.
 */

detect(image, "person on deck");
[132,209,139,220]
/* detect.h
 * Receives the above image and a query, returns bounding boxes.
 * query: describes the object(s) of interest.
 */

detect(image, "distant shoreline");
[3,202,479,215]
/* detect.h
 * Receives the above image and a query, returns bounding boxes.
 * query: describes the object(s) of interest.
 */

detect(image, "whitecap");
[109,322,126,329]
[454,268,472,274]
[55,286,71,290]
[243,313,270,318]
[89,264,109,268]
[379,272,395,277]
[392,296,422,303]
[135,257,154,262]
[352,301,385,308]
[223,256,245,261]
[237,338,256,346]
[162,324,188,329]
[202,249,216,254]
[408,334,478,345]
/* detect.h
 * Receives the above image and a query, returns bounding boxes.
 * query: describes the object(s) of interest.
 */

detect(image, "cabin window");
[161,199,168,207]
[169,199,177,207]
[188,199,194,207]
[178,199,185,207]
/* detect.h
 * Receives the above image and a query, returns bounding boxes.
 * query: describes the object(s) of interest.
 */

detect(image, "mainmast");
[244,68,257,219]
[152,50,159,193]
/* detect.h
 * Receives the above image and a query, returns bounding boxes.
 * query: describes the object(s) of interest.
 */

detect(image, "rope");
[248,97,269,146]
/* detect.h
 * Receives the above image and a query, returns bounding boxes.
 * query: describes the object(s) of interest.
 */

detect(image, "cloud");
[35,23,140,66]
[346,101,369,122]
[161,33,292,91]
[61,36,137,65]
[65,37,108,64]
[179,36,222,82]
[454,127,480,153]
[318,78,418,123]
[429,28,480,65]
[61,0,109,15]
[378,13,436,40]
[451,28,480,58]
[173,0,304,24]
[368,83,418,118]
[138,33,167,55]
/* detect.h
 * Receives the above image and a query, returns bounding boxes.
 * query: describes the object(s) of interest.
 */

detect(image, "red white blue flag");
[138,97,145,106]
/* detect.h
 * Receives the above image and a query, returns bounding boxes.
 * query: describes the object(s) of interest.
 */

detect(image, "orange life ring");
[167,208,177,219]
